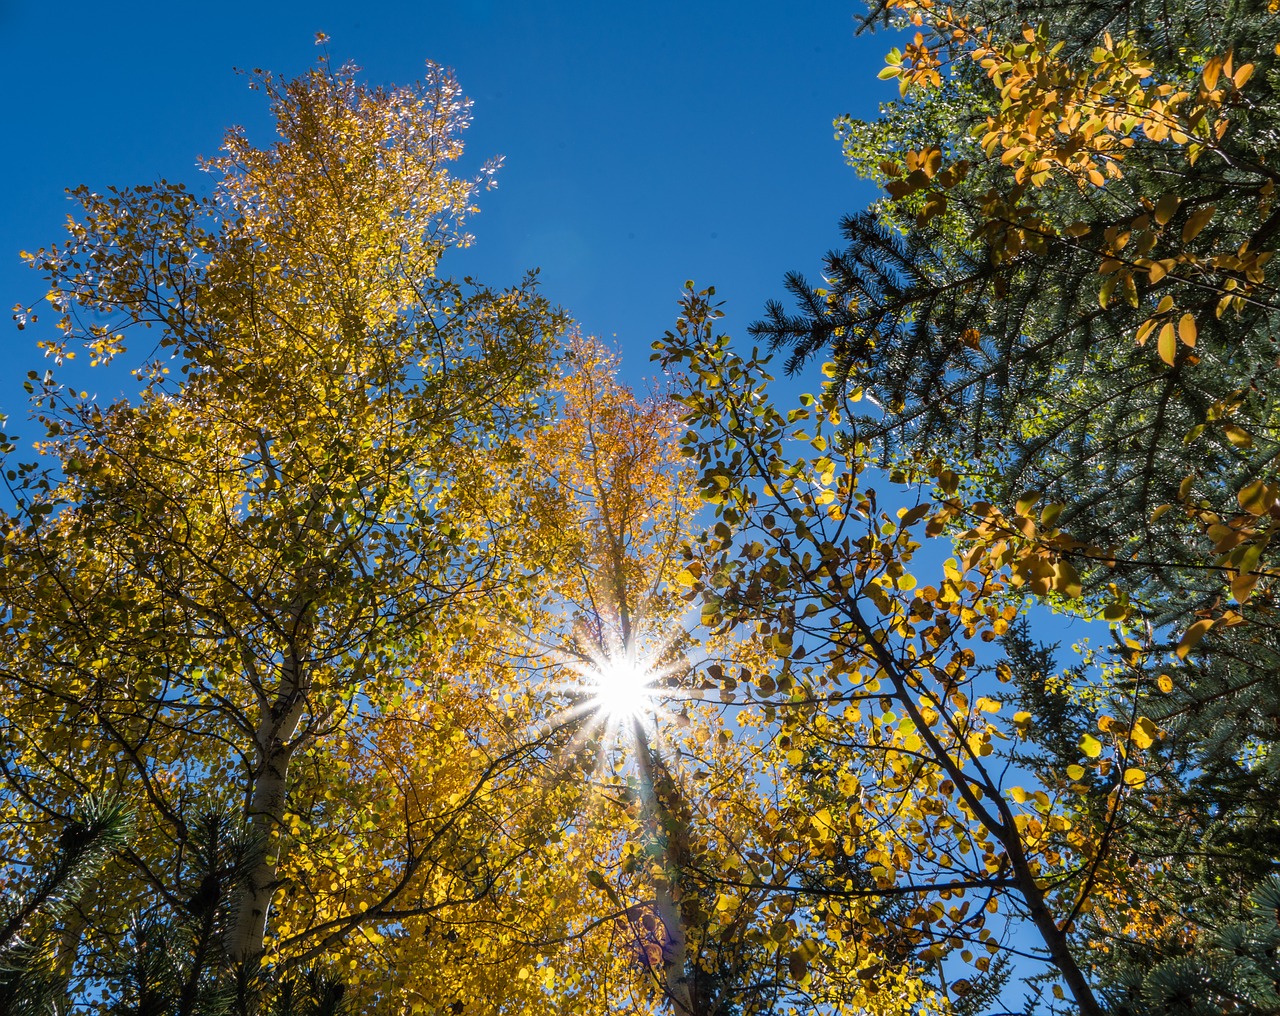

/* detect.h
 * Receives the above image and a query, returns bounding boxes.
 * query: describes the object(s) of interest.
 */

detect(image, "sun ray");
[543,623,686,762]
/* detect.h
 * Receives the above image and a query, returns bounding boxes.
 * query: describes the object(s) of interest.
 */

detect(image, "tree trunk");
[634,724,694,1016]
[225,653,309,965]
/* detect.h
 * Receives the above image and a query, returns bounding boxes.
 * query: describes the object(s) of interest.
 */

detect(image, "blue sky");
[0,0,889,416]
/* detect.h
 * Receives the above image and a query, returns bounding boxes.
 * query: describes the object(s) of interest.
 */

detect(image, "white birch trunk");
[225,654,309,964]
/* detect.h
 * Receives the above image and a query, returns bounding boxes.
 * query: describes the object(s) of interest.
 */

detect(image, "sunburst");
[553,625,682,753]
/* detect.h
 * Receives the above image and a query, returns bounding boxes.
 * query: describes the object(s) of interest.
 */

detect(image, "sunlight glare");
[589,655,657,724]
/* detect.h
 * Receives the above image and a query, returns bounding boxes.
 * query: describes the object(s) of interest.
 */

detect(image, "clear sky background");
[0,0,891,418]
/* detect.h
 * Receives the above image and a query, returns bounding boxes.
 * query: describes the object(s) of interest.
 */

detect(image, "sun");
[588,655,658,724]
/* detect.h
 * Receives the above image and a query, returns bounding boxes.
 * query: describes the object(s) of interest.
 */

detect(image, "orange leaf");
[1203,55,1223,90]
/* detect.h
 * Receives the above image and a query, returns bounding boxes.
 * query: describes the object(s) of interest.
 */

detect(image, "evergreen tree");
[750,0,1280,1006]
[753,0,1280,609]
[0,796,130,1014]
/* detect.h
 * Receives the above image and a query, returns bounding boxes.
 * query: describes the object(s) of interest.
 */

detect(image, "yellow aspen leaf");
[900,503,931,525]
[1176,618,1214,658]
[1182,204,1215,243]
[1079,733,1103,758]
[1131,717,1158,749]
[1238,479,1272,515]
[1015,490,1041,516]
[1123,767,1146,787]
[1158,673,1174,693]
[1066,764,1085,780]
[1122,272,1139,307]
[1102,601,1129,621]
[1099,275,1117,306]
[1203,55,1223,89]
[1056,559,1083,598]
[1224,424,1253,448]
[1154,193,1180,225]
[1231,568,1259,604]
[1178,312,1197,347]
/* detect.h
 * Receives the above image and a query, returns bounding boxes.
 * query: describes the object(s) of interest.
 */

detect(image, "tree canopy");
[7,11,1280,1016]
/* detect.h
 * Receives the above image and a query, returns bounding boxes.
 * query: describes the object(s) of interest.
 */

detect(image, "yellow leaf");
[1238,479,1272,515]
[1056,558,1082,598]
[1066,764,1085,780]
[1102,601,1129,621]
[1178,312,1197,347]
[1157,322,1177,365]
[1079,733,1103,758]
[1232,567,1259,604]
[1131,716,1158,750]
[1157,673,1174,693]
[1182,204,1215,243]
[1224,424,1253,448]
[1154,193,1180,226]
[1176,618,1214,659]
[1123,767,1146,787]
